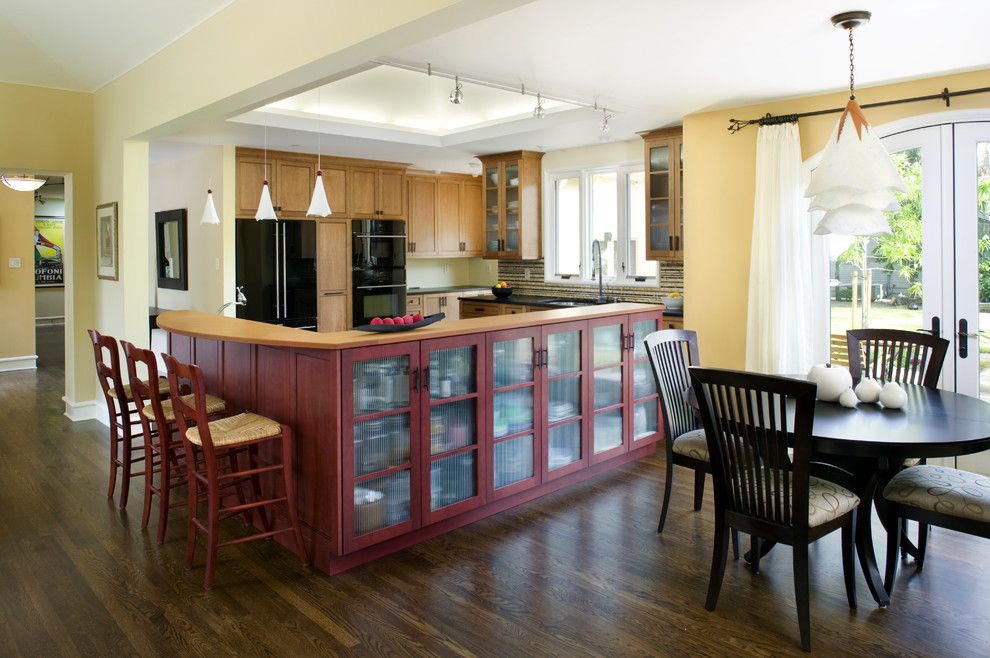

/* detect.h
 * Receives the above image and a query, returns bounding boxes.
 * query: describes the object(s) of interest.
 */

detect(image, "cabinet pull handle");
[533,349,541,369]
[423,366,430,390]
[542,348,549,368]
[412,368,420,392]
[668,236,673,251]
[459,242,465,251]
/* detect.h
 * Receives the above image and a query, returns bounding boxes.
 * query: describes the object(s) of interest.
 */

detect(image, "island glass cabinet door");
[487,326,543,500]
[420,334,487,523]
[629,311,662,448]
[541,320,590,481]
[589,315,630,464]
[341,343,422,553]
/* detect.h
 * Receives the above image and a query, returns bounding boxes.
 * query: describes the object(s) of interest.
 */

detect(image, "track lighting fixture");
[599,109,613,142]
[532,93,545,119]
[449,76,464,104]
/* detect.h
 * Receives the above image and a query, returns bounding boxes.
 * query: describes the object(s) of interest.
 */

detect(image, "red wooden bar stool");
[163,353,309,588]
[122,341,233,544]
[89,329,169,509]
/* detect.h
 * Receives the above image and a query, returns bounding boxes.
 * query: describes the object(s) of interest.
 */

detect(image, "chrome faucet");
[217,286,247,315]
[592,239,606,304]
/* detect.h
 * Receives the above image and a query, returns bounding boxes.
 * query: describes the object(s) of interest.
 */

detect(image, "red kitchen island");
[158,303,665,574]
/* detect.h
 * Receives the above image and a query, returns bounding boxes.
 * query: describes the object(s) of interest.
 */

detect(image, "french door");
[877,121,990,472]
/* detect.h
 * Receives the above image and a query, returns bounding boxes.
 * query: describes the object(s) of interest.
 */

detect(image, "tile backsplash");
[496,259,683,303]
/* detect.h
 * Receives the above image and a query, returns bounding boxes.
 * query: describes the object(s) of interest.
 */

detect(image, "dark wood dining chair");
[122,341,233,544]
[644,329,739,558]
[89,329,169,509]
[163,353,309,588]
[846,328,950,564]
[882,464,990,597]
[690,367,859,652]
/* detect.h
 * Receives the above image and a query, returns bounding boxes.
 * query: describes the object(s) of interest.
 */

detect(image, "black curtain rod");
[727,85,990,133]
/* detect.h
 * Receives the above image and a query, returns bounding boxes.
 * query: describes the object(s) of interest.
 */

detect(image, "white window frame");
[544,161,656,286]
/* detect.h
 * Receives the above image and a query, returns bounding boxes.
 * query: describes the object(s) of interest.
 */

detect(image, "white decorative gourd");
[807,363,852,402]
[879,382,908,410]
[838,388,859,408]
[854,378,882,404]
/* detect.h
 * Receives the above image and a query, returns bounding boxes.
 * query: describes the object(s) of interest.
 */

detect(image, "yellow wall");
[0,82,94,398]
[684,68,990,368]
[0,186,35,361]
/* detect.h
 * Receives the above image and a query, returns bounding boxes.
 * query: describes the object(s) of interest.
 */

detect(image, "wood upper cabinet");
[407,173,487,259]
[349,166,406,219]
[316,219,351,332]
[320,165,348,216]
[235,156,273,218]
[641,127,684,260]
[236,149,347,220]
[479,150,543,260]
[276,158,316,216]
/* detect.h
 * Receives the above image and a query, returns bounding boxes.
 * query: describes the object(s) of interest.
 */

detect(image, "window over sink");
[545,163,656,286]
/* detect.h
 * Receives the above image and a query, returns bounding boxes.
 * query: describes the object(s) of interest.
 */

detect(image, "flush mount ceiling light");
[1,174,46,192]
[449,76,464,104]
[532,93,545,119]
[806,10,906,236]
[255,124,278,221]
[307,89,332,217]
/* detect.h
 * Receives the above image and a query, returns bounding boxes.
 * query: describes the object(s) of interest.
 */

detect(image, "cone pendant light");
[805,12,906,236]
[255,124,278,221]
[201,188,221,225]
[307,89,332,217]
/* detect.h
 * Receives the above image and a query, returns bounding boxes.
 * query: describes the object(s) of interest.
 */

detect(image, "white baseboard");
[0,355,38,372]
[63,397,110,426]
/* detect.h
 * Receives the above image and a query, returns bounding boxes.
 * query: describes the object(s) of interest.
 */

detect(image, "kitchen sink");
[539,297,617,307]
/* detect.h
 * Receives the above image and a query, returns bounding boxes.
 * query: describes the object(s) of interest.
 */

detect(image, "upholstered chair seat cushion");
[902,457,922,467]
[109,376,170,400]
[142,394,227,423]
[731,470,860,527]
[185,412,282,448]
[883,464,990,523]
[672,429,709,461]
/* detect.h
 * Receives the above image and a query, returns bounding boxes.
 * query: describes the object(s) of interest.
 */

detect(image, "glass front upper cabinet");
[642,129,683,261]
[478,151,544,260]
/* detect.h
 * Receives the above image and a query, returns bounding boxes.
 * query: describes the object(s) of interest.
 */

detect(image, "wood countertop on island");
[157,303,664,350]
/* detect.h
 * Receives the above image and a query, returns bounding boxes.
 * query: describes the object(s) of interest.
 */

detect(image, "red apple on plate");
[370,317,383,325]
[402,315,414,325]
[394,316,405,325]
[382,317,394,325]
[412,313,424,323]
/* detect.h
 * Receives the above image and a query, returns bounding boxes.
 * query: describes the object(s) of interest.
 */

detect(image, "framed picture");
[155,208,188,290]
[35,216,65,287]
[96,202,118,281]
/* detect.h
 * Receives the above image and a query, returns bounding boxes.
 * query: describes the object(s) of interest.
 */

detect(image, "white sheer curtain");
[745,123,829,374]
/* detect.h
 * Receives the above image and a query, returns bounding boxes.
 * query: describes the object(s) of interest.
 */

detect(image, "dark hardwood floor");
[2,325,989,656]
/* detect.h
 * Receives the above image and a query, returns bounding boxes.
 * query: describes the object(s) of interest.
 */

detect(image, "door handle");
[917,316,941,337]
[958,318,975,359]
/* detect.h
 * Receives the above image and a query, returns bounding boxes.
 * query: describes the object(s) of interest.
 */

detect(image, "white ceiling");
[0,0,233,91]
[161,0,990,171]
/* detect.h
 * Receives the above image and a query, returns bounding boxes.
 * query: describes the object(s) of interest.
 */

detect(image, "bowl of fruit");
[357,312,446,333]
[492,281,513,299]
[660,292,683,311]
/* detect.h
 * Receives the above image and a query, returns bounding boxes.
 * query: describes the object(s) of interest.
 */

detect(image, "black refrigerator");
[235,220,317,330]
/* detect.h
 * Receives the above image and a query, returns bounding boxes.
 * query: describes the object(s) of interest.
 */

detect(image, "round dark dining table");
[690,378,990,608]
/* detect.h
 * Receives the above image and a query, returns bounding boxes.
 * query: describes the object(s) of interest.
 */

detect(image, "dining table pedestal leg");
[853,464,890,608]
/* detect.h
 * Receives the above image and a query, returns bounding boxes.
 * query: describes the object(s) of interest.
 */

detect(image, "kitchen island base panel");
[163,303,663,575]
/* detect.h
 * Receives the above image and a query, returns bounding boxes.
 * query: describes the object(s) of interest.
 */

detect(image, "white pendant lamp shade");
[1,174,45,192]
[806,99,906,236]
[306,171,332,217]
[200,189,221,225]
[255,180,277,221]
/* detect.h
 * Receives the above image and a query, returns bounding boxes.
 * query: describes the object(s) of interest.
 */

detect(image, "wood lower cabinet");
[424,293,460,321]
[316,219,351,331]
[663,316,683,330]
[318,293,349,332]
[460,300,504,318]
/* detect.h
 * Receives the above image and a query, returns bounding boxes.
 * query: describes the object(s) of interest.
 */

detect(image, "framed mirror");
[156,208,188,290]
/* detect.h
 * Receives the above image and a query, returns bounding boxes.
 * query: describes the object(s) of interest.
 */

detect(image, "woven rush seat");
[143,394,226,423]
[185,412,281,448]
[672,429,709,461]
[884,464,990,523]
[110,376,170,400]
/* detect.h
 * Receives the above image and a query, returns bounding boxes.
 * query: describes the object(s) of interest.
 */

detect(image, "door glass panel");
[547,330,581,375]
[827,147,923,364]
[634,400,658,439]
[493,388,533,439]
[493,337,533,387]
[430,346,475,399]
[976,140,990,398]
[547,421,581,470]
[593,324,623,367]
[633,319,657,358]
[430,451,476,510]
[504,164,519,187]
[505,228,519,252]
[430,399,476,455]
[633,360,657,398]
[594,366,623,409]
[353,414,410,477]
[353,356,409,414]
[548,377,581,422]
[555,177,581,275]
[593,408,623,453]
[650,145,669,171]
[493,435,534,488]
[354,470,410,536]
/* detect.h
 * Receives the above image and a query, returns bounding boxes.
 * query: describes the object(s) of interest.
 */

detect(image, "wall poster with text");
[35,217,65,287]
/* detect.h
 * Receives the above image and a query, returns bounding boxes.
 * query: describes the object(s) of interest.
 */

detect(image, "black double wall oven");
[352,219,407,325]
